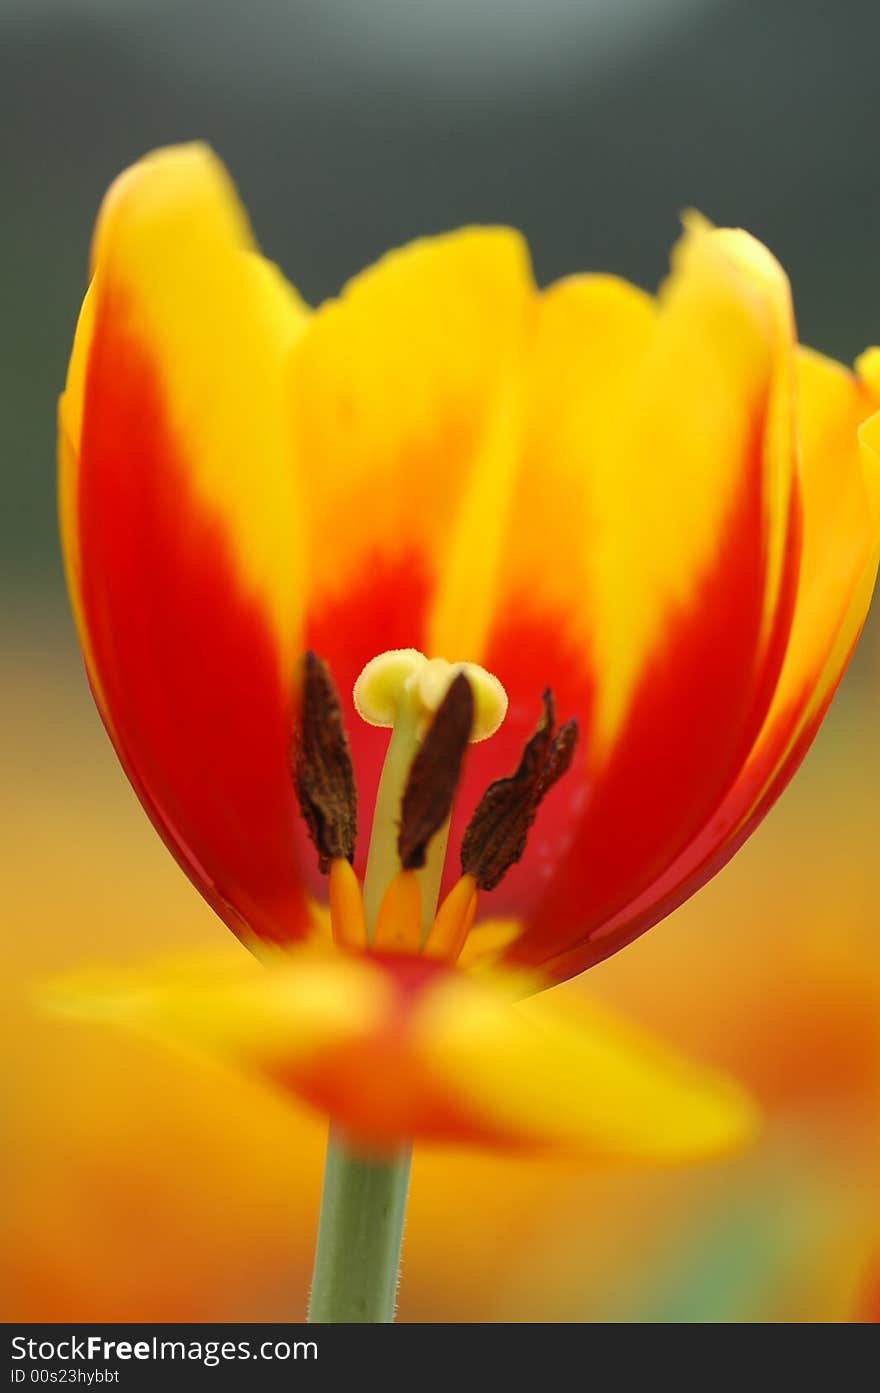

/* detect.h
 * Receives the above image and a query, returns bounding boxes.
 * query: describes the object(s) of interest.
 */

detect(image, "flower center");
[353,649,507,938]
[292,648,577,965]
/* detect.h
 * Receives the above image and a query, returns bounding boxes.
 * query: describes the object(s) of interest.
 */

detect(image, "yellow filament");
[373,871,423,954]
[328,858,367,950]
[424,875,479,962]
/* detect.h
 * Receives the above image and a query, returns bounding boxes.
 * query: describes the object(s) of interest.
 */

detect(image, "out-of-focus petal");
[59,144,313,948]
[46,948,757,1160]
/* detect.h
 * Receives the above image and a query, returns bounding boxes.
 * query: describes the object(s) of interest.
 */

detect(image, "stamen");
[372,870,423,953]
[355,648,509,937]
[295,649,575,971]
[423,874,478,962]
[292,652,357,872]
[398,673,474,870]
[293,649,572,969]
[328,858,367,950]
[460,690,579,891]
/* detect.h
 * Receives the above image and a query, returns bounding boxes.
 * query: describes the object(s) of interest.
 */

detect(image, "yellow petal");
[749,348,880,772]
[530,342,880,985]
[546,219,797,756]
[58,145,315,948]
[489,219,802,957]
[61,143,310,677]
[497,271,655,668]
[857,351,880,526]
[456,916,524,969]
[288,225,534,654]
[46,948,756,1161]
[416,974,758,1160]
[45,947,387,1076]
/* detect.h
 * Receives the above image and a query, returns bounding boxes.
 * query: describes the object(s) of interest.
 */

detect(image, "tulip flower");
[58,144,880,1321]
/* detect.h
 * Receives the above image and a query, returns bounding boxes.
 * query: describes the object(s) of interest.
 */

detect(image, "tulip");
[58,144,880,1320]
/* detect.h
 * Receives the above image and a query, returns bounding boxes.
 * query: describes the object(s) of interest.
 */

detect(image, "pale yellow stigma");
[353,648,507,743]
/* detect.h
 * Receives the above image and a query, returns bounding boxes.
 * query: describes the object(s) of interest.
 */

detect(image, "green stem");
[308,1130,412,1323]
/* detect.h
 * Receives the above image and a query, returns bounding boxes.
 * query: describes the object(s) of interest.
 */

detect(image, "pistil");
[361,693,422,935]
[354,650,507,942]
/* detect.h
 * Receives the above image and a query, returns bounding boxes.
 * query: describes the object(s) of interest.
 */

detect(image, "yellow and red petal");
[535,347,880,984]
[482,221,802,958]
[46,947,757,1159]
[292,226,533,631]
[295,226,535,878]
[59,145,313,949]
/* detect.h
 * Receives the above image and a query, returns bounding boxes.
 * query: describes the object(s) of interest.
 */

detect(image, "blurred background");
[2,0,879,1322]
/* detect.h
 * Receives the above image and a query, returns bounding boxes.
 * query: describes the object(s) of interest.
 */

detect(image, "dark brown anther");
[291,651,358,873]
[460,689,579,891]
[398,672,474,870]
[538,714,579,797]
